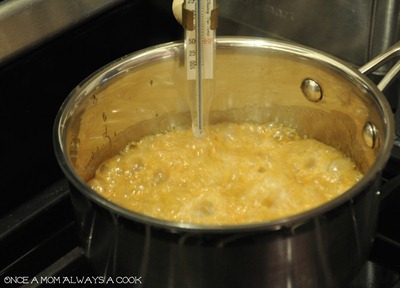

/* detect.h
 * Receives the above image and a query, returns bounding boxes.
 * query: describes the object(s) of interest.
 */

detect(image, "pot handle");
[359,41,400,91]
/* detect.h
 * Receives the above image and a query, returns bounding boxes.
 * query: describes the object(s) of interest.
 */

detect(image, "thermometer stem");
[196,0,204,133]
[183,0,217,137]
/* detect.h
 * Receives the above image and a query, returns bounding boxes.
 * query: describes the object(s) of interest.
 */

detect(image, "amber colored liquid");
[88,122,362,225]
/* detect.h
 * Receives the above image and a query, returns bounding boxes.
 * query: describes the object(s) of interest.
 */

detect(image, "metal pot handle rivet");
[300,78,323,102]
[363,122,380,148]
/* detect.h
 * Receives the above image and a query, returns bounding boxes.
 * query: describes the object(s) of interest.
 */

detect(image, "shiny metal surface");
[55,38,395,287]
[300,78,323,102]
[217,0,400,67]
[363,122,380,149]
[69,184,379,287]
[359,41,400,91]
[0,0,123,64]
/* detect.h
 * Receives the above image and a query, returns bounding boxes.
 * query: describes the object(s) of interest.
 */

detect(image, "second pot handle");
[359,41,400,91]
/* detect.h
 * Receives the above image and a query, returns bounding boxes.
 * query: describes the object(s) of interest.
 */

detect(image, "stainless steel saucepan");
[54,37,397,287]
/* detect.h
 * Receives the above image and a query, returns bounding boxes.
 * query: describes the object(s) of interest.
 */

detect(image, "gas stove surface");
[0,0,399,287]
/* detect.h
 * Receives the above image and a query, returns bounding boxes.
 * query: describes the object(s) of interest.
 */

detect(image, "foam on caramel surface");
[88,122,362,225]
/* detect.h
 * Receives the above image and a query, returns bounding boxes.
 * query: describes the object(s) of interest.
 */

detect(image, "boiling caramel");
[88,122,362,225]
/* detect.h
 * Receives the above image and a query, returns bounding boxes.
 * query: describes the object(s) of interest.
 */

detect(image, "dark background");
[0,0,183,218]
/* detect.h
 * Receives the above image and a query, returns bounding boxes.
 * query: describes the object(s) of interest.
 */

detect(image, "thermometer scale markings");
[185,0,214,81]
[183,0,216,136]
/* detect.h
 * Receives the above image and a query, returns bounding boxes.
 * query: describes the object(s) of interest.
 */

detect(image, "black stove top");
[0,1,399,287]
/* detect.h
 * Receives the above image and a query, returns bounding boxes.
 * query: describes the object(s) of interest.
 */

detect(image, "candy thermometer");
[182,0,218,136]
